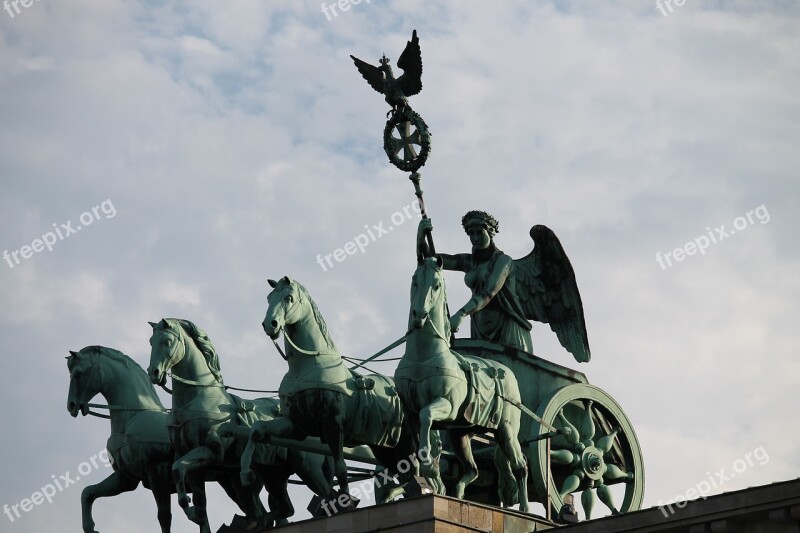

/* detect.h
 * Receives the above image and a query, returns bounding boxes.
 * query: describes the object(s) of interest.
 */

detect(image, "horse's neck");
[99,361,162,432]
[171,336,229,408]
[406,298,452,361]
[285,312,334,356]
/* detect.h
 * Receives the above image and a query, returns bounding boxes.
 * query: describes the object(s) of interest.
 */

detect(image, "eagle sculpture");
[351,29,423,116]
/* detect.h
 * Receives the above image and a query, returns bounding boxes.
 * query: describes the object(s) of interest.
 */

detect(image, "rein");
[77,351,168,419]
[85,403,167,419]
[272,327,411,373]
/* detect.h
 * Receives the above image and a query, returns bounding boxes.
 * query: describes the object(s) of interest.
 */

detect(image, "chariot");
[446,338,645,519]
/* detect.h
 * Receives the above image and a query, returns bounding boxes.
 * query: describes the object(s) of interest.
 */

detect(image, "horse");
[395,257,530,511]
[147,318,334,532]
[241,276,418,509]
[67,345,174,533]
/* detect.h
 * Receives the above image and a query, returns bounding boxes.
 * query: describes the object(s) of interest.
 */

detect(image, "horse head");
[264,276,302,339]
[147,318,184,385]
[67,347,104,417]
[410,256,448,331]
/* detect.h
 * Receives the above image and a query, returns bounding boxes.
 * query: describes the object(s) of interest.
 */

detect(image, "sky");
[1,0,798,531]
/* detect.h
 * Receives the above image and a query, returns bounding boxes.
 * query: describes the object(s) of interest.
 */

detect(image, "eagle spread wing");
[514,225,591,362]
[350,55,384,94]
[397,29,423,96]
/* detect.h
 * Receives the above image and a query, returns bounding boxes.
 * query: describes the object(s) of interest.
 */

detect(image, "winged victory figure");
[351,29,423,116]
[417,214,591,363]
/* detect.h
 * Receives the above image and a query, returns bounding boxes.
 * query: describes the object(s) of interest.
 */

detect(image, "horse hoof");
[178,494,191,508]
[185,506,204,526]
[242,514,275,532]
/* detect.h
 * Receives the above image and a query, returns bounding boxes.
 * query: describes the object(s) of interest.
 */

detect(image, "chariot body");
[446,338,644,519]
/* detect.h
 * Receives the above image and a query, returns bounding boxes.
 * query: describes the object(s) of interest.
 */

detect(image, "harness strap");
[349,331,410,372]
[87,403,167,413]
[169,373,226,388]
[283,330,336,356]
[272,338,288,361]
[499,394,558,432]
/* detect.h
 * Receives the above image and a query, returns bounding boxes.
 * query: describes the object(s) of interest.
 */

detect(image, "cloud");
[1,1,798,530]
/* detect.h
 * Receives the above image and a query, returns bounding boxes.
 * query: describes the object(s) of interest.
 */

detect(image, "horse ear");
[436,255,444,269]
[268,279,277,288]
[148,321,158,328]
[158,318,169,328]
[69,350,79,357]
[282,276,292,284]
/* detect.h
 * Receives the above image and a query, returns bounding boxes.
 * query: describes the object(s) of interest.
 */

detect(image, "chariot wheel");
[528,384,644,520]
[383,109,431,172]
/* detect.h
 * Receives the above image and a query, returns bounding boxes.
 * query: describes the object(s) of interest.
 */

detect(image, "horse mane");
[167,319,224,383]
[292,281,338,352]
[79,345,163,404]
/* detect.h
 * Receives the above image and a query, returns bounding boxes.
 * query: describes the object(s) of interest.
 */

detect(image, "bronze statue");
[147,318,334,531]
[417,213,591,362]
[67,346,174,533]
[351,29,431,172]
[351,29,422,117]
[395,257,530,510]
[240,277,421,510]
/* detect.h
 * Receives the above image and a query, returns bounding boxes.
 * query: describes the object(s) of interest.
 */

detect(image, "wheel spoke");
[596,427,620,453]
[581,487,597,520]
[550,449,577,465]
[597,484,619,514]
[603,464,633,482]
[557,410,580,445]
[559,470,583,498]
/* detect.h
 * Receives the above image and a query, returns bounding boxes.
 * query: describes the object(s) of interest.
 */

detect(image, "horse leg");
[419,397,452,478]
[495,420,530,513]
[171,447,216,530]
[320,394,349,506]
[370,447,405,503]
[146,463,173,533]
[262,467,294,526]
[216,474,268,530]
[292,449,335,503]
[80,471,139,533]
[241,417,299,486]
[185,471,211,533]
[450,428,479,500]
[321,420,349,503]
